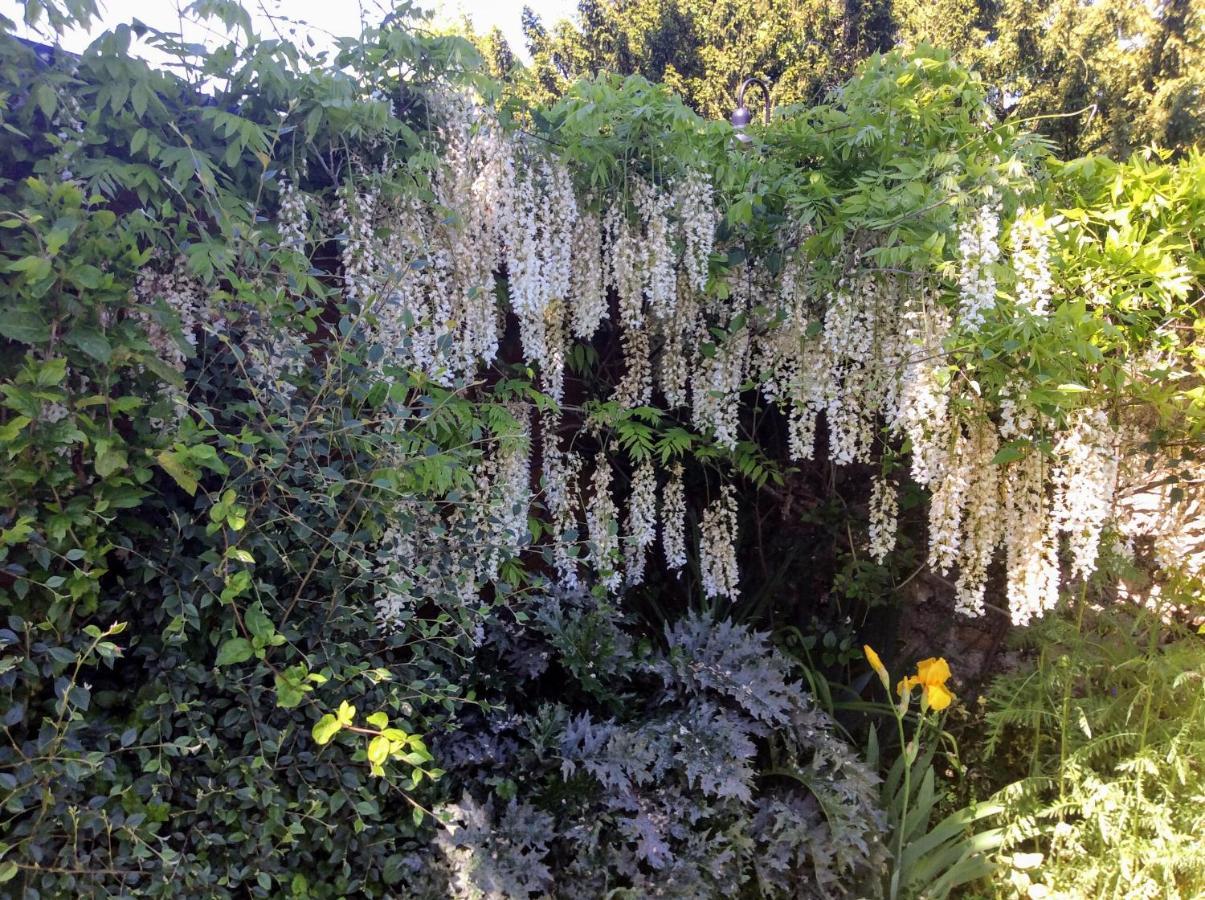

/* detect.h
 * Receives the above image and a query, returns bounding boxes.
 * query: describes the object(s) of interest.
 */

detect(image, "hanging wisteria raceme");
[623,458,658,585]
[633,177,676,320]
[1052,407,1120,580]
[657,275,703,409]
[661,463,688,571]
[501,161,543,363]
[276,179,309,251]
[754,247,826,462]
[956,191,1002,330]
[754,256,832,460]
[700,483,740,600]
[333,175,380,310]
[586,460,623,591]
[614,326,654,408]
[540,411,583,589]
[605,199,644,328]
[783,339,830,462]
[890,291,953,488]
[820,265,890,465]
[604,198,654,407]
[133,257,215,373]
[953,417,1001,616]
[672,169,719,293]
[1002,451,1062,626]
[1010,209,1053,316]
[471,403,533,585]
[432,94,513,376]
[997,379,1042,443]
[868,473,899,563]
[689,262,769,449]
[927,423,970,574]
[335,179,452,380]
[691,323,749,451]
[569,208,607,340]
[542,297,570,406]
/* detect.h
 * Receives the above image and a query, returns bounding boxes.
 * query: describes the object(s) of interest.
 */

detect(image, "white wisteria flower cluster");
[241,93,1141,630]
[956,192,1001,330]
[1010,209,1053,316]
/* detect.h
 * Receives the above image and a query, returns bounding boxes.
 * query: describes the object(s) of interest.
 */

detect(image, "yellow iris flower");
[863,644,890,691]
[896,656,956,712]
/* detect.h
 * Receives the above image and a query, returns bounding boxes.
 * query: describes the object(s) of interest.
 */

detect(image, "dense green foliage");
[976,583,1205,898]
[0,1,1201,897]
[0,8,511,894]
[512,0,1204,157]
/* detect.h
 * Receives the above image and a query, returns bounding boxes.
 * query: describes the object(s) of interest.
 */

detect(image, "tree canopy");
[507,0,1204,157]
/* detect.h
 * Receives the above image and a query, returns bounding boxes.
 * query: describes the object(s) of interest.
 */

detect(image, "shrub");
[411,593,889,897]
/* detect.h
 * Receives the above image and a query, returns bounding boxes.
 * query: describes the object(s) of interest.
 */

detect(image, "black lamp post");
[731,76,773,143]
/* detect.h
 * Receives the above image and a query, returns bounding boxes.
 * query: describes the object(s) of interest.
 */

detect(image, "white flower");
[1052,408,1118,580]
[276,178,309,250]
[868,473,899,563]
[1002,450,1061,626]
[957,192,1001,330]
[661,463,688,570]
[673,168,718,293]
[586,461,623,590]
[954,418,1001,616]
[700,484,740,600]
[624,458,657,585]
[541,412,583,588]
[1010,210,1052,316]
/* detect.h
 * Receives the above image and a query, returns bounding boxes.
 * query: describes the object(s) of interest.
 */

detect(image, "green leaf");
[156,450,198,496]
[244,602,274,641]
[367,734,390,765]
[991,444,1026,466]
[72,321,111,360]
[34,356,67,386]
[71,265,104,289]
[0,416,32,441]
[5,255,51,280]
[312,713,341,746]
[275,672,305,709]
[215,636,253,666]
[366,711,389,729]
[131,80,149,117]
[0,860,17,883]
[0,310,50,344]
[33,83,56,118]
[94,438,128,477]
[383,854,407,885]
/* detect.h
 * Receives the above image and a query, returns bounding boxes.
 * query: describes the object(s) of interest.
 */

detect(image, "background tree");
[974,0,1204,157]
[516,0,1202,156]
[481,25,518,80]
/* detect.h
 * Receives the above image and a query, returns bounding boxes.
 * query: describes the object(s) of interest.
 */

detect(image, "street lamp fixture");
[731,76,772,143]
